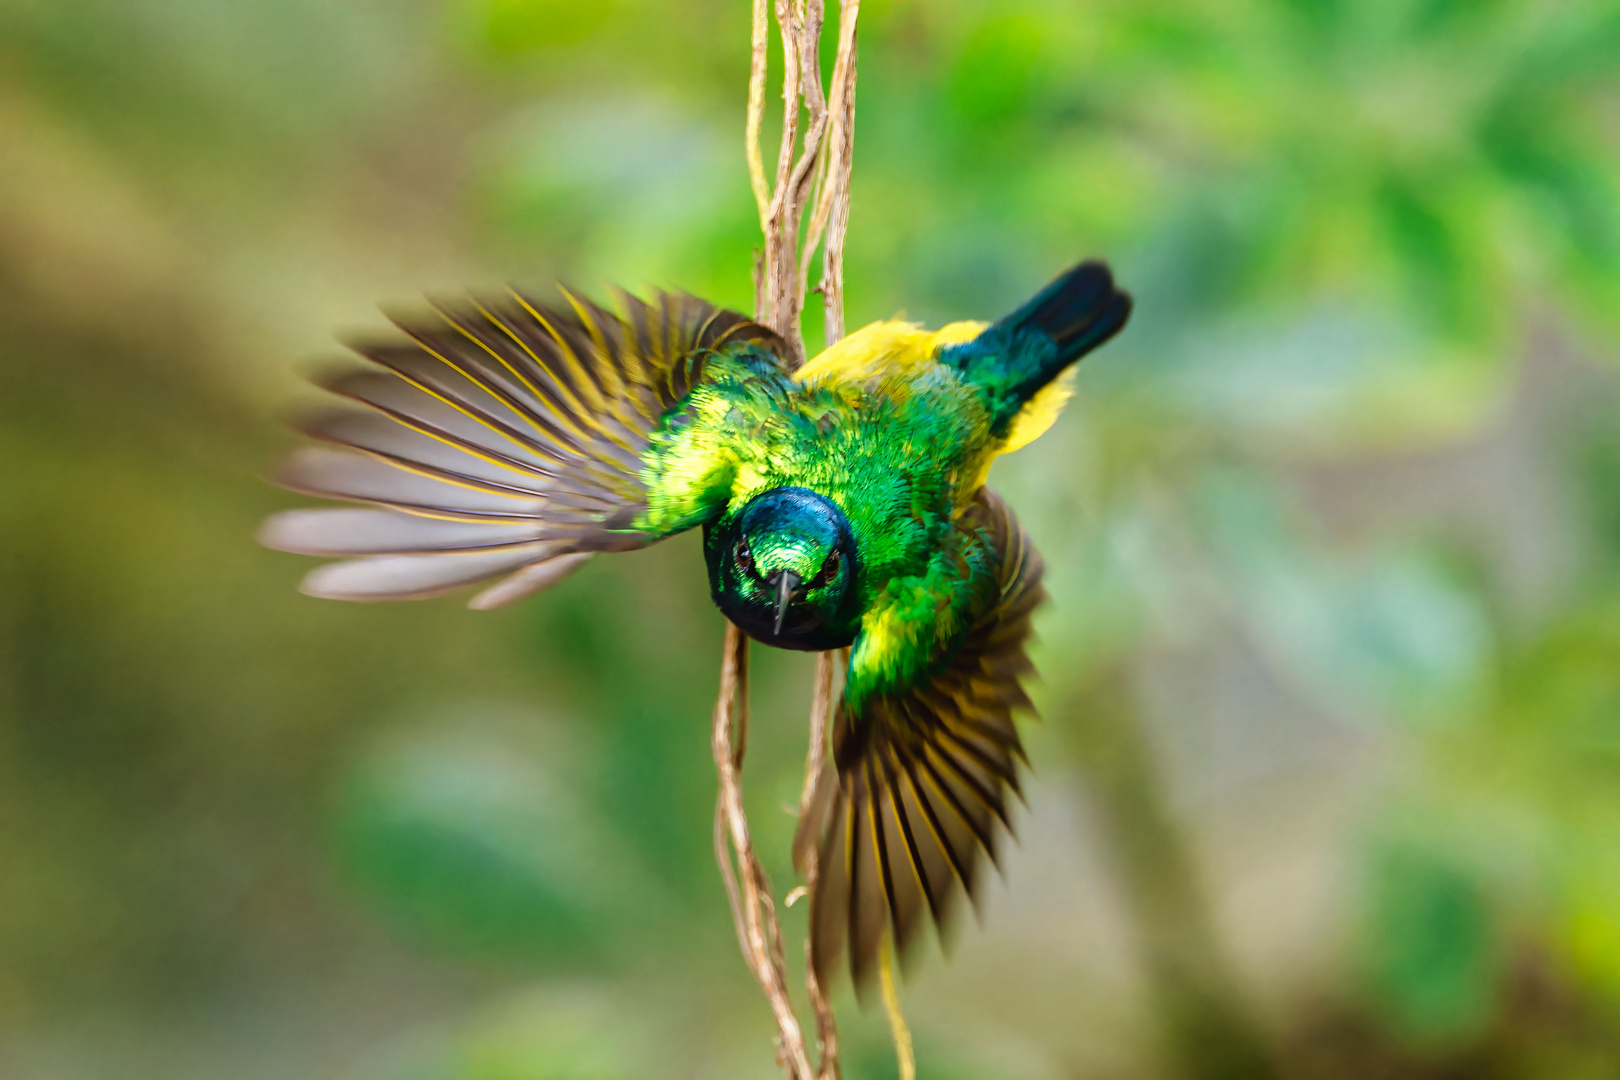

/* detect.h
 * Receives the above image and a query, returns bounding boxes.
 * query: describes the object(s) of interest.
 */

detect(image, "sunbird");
[261,260,1131,984]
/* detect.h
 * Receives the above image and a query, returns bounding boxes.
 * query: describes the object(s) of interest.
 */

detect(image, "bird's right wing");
[260,289,787,608]
[803,488,1046,987]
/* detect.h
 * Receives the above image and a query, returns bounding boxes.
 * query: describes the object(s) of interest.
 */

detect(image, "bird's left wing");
[803,488,1045,986]
[260,289,786,608]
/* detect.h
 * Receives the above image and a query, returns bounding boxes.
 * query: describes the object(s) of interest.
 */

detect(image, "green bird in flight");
[261,260,1131,985]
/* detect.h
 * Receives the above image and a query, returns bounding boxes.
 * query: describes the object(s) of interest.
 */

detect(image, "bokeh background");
[4,0,1620,1076]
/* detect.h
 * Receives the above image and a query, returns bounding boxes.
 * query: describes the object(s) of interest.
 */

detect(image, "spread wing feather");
[261,289,786,607]
[807,488,1045,987]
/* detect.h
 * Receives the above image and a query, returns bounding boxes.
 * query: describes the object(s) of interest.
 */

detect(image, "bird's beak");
[772,570,802,636]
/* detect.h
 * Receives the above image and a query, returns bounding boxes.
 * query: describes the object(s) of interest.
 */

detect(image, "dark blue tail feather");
[938,260,1131,433]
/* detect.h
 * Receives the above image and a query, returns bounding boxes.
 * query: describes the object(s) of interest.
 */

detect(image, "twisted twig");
[800,650,842,1076]
[712,624,815,1077]
[716,0,859,1075]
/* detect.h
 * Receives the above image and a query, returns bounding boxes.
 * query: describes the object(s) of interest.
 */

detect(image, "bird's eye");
[735,540,754,573]
[810,549,841,589]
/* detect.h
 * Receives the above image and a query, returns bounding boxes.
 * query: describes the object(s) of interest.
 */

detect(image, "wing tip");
[466,552,593,609]
[257,509,311,554]
[296,564,423,603]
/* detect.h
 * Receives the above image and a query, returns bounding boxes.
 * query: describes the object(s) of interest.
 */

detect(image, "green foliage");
[356,992,644,1080]
[332,714,638,962]
[1194,467,1491,729]
[1362,837,1501,1043]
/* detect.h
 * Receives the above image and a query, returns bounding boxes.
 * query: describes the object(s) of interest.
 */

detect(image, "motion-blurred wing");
[261,289,786,607]
[807,488,1045,986]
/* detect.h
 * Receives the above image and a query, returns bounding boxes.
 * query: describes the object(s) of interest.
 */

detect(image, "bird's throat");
[714,591,858,652]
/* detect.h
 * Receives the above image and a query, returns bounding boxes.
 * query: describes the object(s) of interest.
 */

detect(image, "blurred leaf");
[457,994,635,1080]
[354,990,640,1080]
[1160,303,1498,448]
[469,94,743,286]
[1197,468,1491,728]
[333,709,646,962]
[945,13,1053,131]
[1363,837,1501,1044]
[454,0,619,57]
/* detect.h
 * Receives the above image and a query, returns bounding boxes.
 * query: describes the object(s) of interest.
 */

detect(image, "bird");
[260,260,1132,986]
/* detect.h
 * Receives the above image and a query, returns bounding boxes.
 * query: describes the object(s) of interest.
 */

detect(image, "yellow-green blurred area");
[5,0,1620,1076]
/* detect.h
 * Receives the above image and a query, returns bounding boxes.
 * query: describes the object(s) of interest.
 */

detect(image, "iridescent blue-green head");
[704,487,860,651]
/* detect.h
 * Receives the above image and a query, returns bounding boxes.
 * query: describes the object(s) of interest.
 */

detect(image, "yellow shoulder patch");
[793,319,989,386]
[926,320,988,351]
[794,320,925,385]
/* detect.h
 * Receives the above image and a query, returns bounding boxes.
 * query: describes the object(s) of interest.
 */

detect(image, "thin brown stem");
[763,0,835,359]
[745,0,771,220]
[797,0,828,119]
[713,624,815,1079]
[721,0,860,1073]
[770,0,804,201]
[804,0,860,340]
[801,650,843,1078]
[818,1,858,343]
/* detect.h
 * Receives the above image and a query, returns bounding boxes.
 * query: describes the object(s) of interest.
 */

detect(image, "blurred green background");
[3,0,1620,1076]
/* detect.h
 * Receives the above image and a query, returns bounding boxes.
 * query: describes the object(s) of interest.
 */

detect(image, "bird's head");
[705,487,859,650]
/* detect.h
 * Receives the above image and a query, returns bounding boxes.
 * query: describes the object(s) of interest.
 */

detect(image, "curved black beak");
[771,570,802,636]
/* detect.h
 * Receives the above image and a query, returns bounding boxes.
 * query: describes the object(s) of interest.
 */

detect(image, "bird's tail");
[938,260,1131,433]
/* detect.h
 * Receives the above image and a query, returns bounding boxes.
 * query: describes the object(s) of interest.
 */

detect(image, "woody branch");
[713,1,858,1077]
